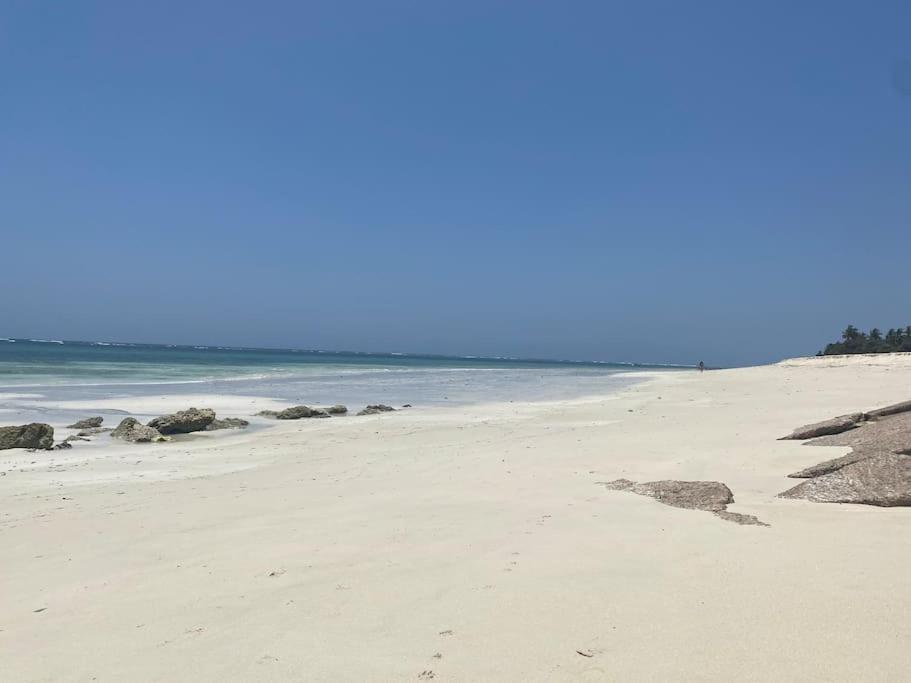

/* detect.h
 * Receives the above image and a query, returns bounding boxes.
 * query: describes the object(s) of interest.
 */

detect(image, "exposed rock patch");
[601,478,767,526]
[714,510,770,526]
[258,406,348,418]
[357,404,396,416]
[0,423,54,451]
[111,418,169,443]
[206,417,250,431]
[67,416,103,429]
[148,408,215,434]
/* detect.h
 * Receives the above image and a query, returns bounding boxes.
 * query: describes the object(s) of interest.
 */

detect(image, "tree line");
[819,325,911,355]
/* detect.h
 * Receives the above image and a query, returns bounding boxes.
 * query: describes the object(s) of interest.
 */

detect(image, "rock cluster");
[259,405,350,419]
[2,406,254,450]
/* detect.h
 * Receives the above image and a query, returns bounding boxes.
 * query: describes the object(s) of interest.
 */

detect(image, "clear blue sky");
[2,1,909,366]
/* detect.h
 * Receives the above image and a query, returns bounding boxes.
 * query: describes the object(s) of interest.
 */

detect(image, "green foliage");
[818,324,911,355]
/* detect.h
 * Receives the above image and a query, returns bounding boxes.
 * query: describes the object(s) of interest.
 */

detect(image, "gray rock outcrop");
[779,413,864,440]
[147,408,215,434]
[67,416,103,429]
[327,405,348,415]
[255,410,279,418]
[780,452,911,506]
[865,399,911,420]
[0,423,55,451]
[779,401,911,505]
[111,418,169,443]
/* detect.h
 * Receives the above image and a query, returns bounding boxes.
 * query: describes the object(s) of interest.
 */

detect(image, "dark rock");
[54,441,73,450]
[309,408,331,418]
[865,399,911,420]
[402,404,412,408]
[148,407,215,434]
[0,423,54,450]
[779,413,864,440]
[255,410,279,418]
[357,404,396,416]
[327,405,348,415]
[111,418,168,443]
[64,435,91,443]
[276,406,313,420]
[67,416,103,429]
[205,417,250,431]
[779,452,911,506]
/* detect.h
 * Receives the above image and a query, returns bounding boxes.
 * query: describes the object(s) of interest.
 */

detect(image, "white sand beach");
[3,356,911,681]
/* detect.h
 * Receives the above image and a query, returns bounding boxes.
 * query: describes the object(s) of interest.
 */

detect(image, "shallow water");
[0,339,687,424]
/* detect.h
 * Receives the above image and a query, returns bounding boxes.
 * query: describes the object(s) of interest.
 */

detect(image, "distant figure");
[698,361,705,372]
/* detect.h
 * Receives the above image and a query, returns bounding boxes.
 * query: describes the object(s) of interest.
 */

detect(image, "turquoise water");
[0,339,687,424]
[0,338,671,386]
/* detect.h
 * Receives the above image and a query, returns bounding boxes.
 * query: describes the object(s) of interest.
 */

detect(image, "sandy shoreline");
[2,358,911,681]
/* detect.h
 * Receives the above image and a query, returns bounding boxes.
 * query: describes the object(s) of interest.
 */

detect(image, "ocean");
[0,338,686,424]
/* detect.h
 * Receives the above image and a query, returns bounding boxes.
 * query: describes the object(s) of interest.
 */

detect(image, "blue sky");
[2,1,909,366]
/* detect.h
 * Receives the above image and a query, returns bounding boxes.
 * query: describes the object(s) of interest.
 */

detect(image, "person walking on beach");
[698,361,705,372]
